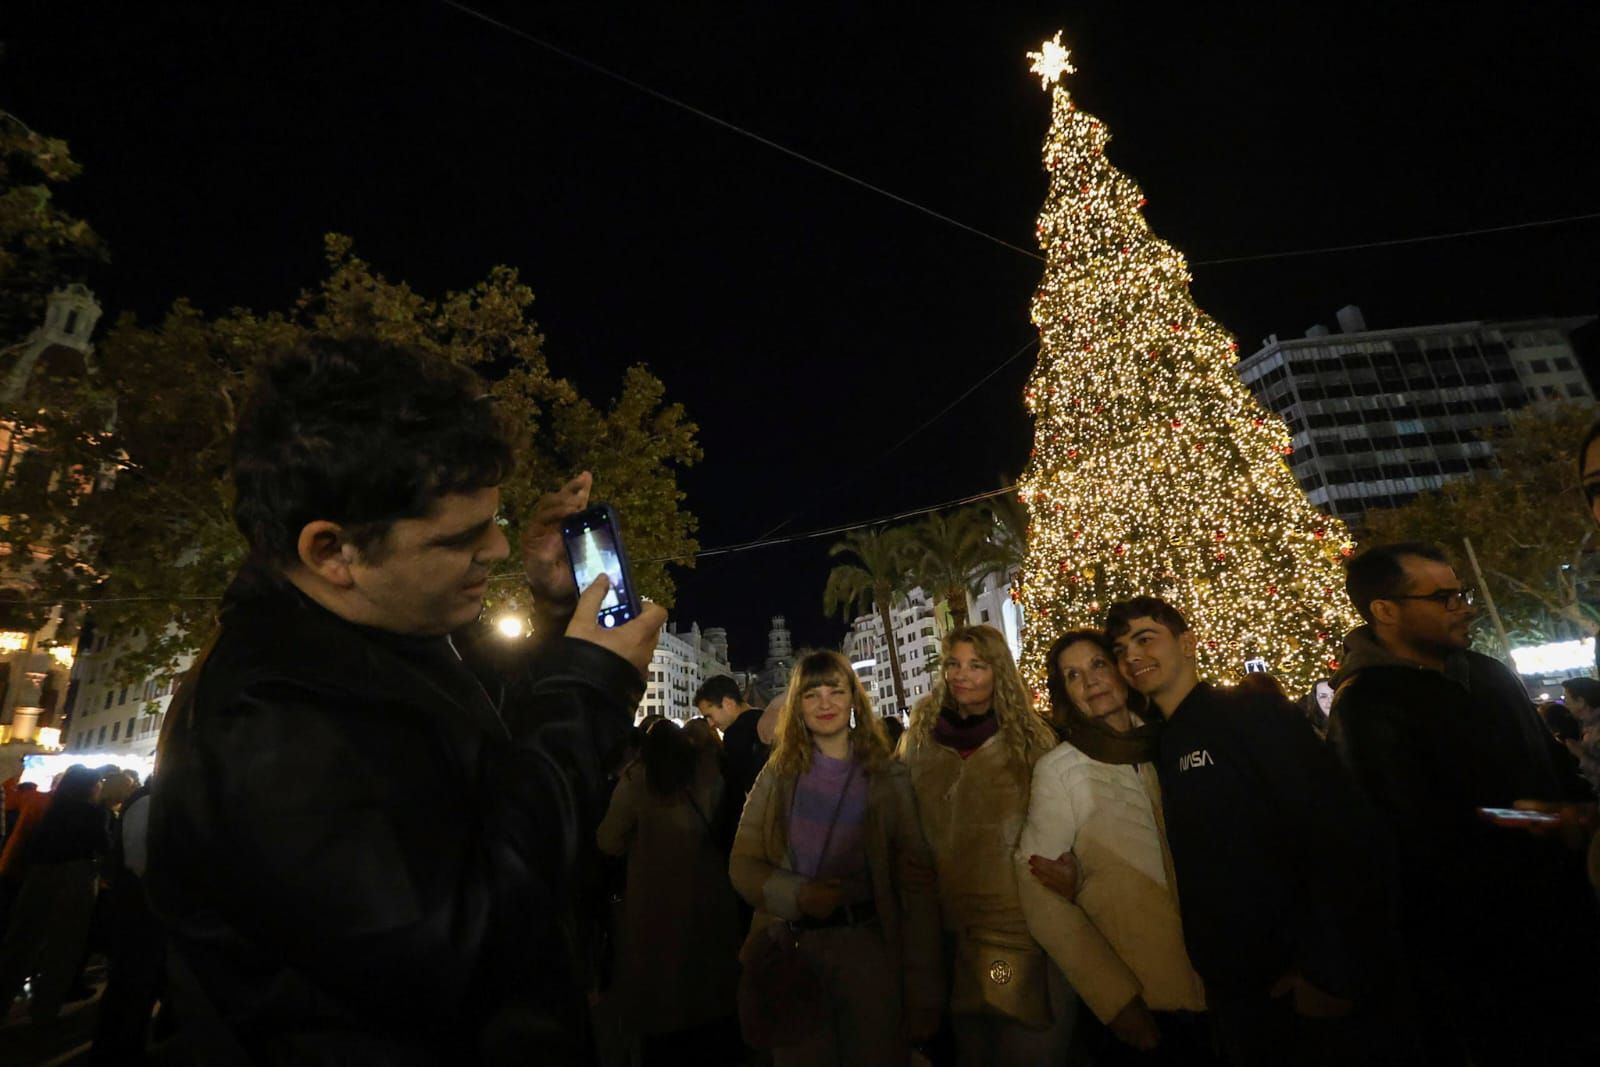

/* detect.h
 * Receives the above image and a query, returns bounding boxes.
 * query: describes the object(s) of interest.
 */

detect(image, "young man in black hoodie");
[1106,596,1391,1066]
[1329,543,1599,1066]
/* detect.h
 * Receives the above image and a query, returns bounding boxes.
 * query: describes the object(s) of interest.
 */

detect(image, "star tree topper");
[1027,31,1076,89]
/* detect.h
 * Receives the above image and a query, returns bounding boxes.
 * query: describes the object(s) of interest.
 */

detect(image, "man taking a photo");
[148,336,665,1065]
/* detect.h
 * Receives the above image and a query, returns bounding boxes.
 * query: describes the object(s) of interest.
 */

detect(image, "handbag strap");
[806,760,858,879]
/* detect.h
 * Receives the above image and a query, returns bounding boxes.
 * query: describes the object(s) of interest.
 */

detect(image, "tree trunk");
[945,585,970,630]
[876,586,910,716]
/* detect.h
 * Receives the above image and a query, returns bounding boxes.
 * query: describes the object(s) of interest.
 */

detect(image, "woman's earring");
[849,707,857,728]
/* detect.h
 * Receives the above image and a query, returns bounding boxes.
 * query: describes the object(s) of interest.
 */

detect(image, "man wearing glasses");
[1330,542,1598,1066]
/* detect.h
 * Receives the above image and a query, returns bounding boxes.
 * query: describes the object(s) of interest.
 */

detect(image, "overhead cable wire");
[440,4,1600,270]
[438,0,1042,261]
[0,485,1019,607]
[747,336,1038,543]
[1191,210,1600,265]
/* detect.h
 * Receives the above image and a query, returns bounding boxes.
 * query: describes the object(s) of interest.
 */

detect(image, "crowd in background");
[2,423,1600,1067]
[587,422,1600,1067]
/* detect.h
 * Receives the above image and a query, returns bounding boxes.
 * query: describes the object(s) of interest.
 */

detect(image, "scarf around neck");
[932,706,1000,754]
[1058,705,1162,765]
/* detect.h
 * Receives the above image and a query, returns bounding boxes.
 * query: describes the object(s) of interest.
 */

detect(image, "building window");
[980,609,991,623]
[98,725,107,746]
[1529,359,1551,374]
[104,691,113,710]
[118,686,129,705]
[111,722,120,741]
[127,716,136,737]
[1555,356,1575,372]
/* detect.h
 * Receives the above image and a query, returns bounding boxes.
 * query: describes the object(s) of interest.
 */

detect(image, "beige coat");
[1015,743,1205,1023]
[598,756,741,1035]
[729,759,943,1017]
[903,734,1035,937]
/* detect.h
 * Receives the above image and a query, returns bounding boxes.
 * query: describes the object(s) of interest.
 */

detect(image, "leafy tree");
[904,508,1005,630]
[0,111,105,344]
[823,527,914,713]
[1358,400,1599,648]
[1,235,700,680]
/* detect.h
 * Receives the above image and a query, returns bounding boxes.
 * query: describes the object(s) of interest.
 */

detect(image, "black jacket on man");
[1155,682,1384,1005]
[1329,627,1599,1065]
[720,707,768,805]
[146,572,642,1066]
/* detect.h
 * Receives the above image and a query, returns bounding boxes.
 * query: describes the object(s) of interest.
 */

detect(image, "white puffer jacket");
[1015,742,1206,1023]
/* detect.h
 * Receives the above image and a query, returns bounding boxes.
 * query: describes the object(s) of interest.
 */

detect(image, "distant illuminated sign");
[1510,638,1594,675]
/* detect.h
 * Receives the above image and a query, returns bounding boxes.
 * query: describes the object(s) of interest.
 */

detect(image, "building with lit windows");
[61,626,191,760]
[1237,306,1594,523]
[638,620,733,722]
[842,573,1025,718]
[1,285,105,745]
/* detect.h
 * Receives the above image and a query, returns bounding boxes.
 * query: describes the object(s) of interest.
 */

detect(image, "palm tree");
[984,488,1029,574]
[824,527,914,714]
[905,508,1006,631]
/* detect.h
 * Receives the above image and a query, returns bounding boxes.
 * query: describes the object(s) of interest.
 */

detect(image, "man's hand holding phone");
[522,472,593,625]
[565,574,664,679]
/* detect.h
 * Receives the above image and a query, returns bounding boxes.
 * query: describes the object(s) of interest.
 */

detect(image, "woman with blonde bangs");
[901,624,1079,1066]
[730,650,942,1066]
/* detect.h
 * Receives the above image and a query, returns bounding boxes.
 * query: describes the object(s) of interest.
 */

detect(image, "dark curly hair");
[232,336,513,566]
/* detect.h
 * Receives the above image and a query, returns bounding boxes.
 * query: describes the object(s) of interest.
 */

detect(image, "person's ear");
[296,521,357,588]
[1179,631,1198,660]
[1370,598,1401,626]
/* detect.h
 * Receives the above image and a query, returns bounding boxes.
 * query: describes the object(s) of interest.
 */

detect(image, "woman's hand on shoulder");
[1026,851,1079,902]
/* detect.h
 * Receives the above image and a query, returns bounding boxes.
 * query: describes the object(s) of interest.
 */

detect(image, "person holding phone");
[729,650,941,1066]
[1016,630,1210,1063]
[147,337,666,1066]
[1329,543,1599,1065]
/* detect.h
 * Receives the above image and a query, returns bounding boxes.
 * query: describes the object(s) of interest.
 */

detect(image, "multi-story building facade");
[756,615,795,700]
[841,569,1026,719]
[1237,306,1594,524]
[969,568,1024,660]
[61,627,190,760]
[638,620,734,722]
[1,285,105,746]
[842,588,943,717]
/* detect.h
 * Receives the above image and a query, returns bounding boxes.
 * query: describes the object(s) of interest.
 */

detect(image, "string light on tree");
[1014,32,1360,695]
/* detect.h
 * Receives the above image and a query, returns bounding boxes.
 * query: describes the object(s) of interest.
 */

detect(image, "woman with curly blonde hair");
[901,624,1079,1066]
[729,650,942,1065]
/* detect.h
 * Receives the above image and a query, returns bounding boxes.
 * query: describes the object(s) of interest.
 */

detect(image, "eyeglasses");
[1387,588,1475,610]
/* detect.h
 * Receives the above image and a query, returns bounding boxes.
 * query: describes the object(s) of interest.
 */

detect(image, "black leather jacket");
[147,574,642,1065]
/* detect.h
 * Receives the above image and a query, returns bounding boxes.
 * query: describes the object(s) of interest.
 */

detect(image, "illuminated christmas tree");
[1015,33,1360,695]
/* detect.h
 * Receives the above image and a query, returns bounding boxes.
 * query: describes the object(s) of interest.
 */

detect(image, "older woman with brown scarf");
[1016,629,1213,1065]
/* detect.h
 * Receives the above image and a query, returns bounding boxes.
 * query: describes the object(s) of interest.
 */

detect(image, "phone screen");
[1477,807,1561,825]
[563,509,636,628]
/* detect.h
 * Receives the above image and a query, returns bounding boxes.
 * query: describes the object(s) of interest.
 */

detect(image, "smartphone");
[561,503,642,629]
[1477,807,1561,825]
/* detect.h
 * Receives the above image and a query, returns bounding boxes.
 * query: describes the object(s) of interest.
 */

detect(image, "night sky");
[6,2,1598,664]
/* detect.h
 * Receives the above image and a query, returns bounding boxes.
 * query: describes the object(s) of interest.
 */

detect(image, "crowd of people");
[0,335,1596,1067]
[594,585,1598,1066]
[0,760,161,1060]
